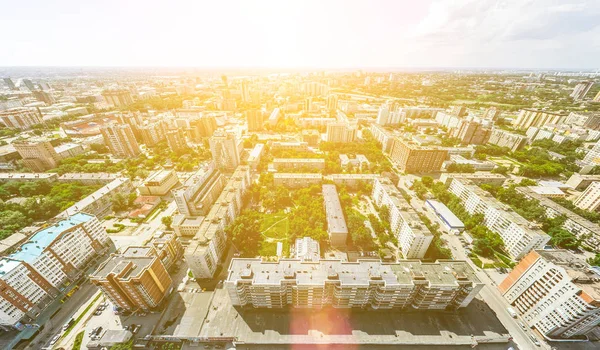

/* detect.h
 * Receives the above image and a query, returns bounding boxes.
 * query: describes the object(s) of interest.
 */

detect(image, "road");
[110,201,177,250]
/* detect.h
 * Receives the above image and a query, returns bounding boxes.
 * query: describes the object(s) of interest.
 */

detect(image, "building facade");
[139,170,179,196]
[209,130,241,170]
[0,108,43,129]
[487,129,528,152]
[513,109,568,130]
[13,140,61,172]
[389,138,448,173]
[573,182,600,212]
[101,123,141,158]
[173,163,226,217]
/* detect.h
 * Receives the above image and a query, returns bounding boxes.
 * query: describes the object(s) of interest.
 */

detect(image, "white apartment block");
[0,213,108,329]
[185,166,250,279]
[173,162,226,217]
[60,177,133,218]
[372,178,432,259]
[500,250,600,339]
[448,178,550,260]
[369,124,394,153]
[225,258,483,310]
[573,181,600,212]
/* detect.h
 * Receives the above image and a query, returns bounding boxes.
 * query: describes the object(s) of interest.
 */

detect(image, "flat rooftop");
[426,200,465,229]
[145,169,174,183]
[322,184,348,234]
[91,255,154,279]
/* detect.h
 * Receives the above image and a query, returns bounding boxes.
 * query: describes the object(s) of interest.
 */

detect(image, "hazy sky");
[1,0,599,69]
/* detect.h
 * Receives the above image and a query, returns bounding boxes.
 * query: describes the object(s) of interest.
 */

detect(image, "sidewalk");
[54,291,103,349]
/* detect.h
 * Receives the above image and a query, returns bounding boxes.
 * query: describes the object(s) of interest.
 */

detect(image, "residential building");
[583,139,600,166]
[293,237,320,261]
[192,115,217,138]
[101,123,141,158]
[444,155,496,172]
[268,108,281,126]
[3,77,16,90]
[124,231,184,270]
[573,182,600,212]
[173,163,226,217]
[54,143,86,159]
[272,158,325,171]
[566,173,600,190]
[483,107,501,121]
[369,124,394,153]
[326,122,356,143]
[270,141,308,152]
[225,258,483,310]
[185,166,250,279]
[90,250,173,312]
[448,178,550,259]
[570,81,594,101]
[516,187,600,249]
[102,89,133,107]
[439,172,507,186]
[389,138,448,173]
[0,108,43,129]
[209,130,241,170]
[327,94,338,111]
[372,178,433,258]
[513,109,568,130]
[426,200,465,232]
[499,250,600,339]
[274,173,323,188]
[172,215,204,237]
[166,129,188,153]
[301,129,320,147]
[0,213,109,329]
[13,140,61,172]
[246,109,264,132]
[32,90,55,105]
[326,174,379,189]
[61,177,133,218]
[139,121,166,146]
[322,184,348,247]
[376,104,390,125]
[451,120,491,145]
[247,143,264,170]
[488,129,528,152]
[139,170,179,196]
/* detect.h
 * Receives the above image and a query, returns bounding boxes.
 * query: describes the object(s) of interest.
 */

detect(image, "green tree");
[227,210,263,257]
[161,216,173,230]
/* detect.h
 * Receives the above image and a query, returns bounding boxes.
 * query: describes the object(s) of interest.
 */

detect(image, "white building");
[209,129,241,170]
[573,181,600,212]
[500,250,600,339]
[0,213,109,329]
[448,178,550,260]
[372,178,433,259]
[294,237,320,261]
[322,184,348,248]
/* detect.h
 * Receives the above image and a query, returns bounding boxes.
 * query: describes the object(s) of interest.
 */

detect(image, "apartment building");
[60,177,133,218]
[272,158,325,171]
[90,251,173,312]
[451,119,491,145]
[273,173,323,188]
[13,140,62,172]
[0,213,109,329]
[372,178,432,258]
[122,232,184,270]
[172,215,204,237]
[322,184,348,248]
[389,137,448,173]
[516,187,600,249]
[573,182,600,212]
[488,129,528,152]
[173,163,226,217]
[571,81,594,101]
[499,250,600,339]
[139,169,178,196]
[225,258,483,310]
[247,143,264,170]
[369,124,394,153]
[246,109,264,132]
[139,121,167,146]
[0,108,43,129]
[583,139,600,166]
[301,129,321,147]
[102,89,133,107]
[294,237,321,261]
[448,178,550,259]
[166,129,188,153]
[270,141,309,152]
[566,173,600,191]
[326,122,356,143]
[209,129,241,170]
[513,109,568,130]
[100,123,141,158]
[185,166,251,279]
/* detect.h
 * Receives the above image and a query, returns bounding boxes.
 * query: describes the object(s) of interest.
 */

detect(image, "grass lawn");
[259,211,291,257]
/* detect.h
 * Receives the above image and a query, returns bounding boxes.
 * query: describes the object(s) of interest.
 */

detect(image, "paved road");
[110,201,177,250]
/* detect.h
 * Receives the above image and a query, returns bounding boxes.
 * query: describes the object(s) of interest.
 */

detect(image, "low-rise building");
[247,143,264,170]
[0,173,58,183]
[293,237,320,261]
[225,258,483,310]
[272,158,325,171]
[172,215,204,237]
[270,141,309,152]
[139,170,179,196]
[439,172,507,186]
[426,200,465,232]
[60,177,133,218]
[274,173,323,188]
[326,174,379,189]
[499,250,600,339]
[322,184,348,248]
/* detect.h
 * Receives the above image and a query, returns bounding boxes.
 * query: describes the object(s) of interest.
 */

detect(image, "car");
[518,321,527,330]
[529,334,541,346]
[49,335,60,345]
[93,310,102,316]
[131,324,141,334]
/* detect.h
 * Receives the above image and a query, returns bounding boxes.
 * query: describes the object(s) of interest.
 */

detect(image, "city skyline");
[2,0,600,69]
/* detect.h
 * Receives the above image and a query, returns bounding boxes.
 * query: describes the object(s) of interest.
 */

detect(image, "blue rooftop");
[0,213,94,276]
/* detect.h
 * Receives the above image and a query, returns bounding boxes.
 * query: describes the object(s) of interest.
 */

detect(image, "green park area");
[258,212,292,257]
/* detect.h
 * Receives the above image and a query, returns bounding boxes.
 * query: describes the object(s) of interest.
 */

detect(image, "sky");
[1,0,599,69]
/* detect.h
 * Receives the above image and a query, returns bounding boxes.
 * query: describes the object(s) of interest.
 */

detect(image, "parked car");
[529,334,541,346]
[518,321,527,330]
[50,335,60,345]
[131,324,141,334]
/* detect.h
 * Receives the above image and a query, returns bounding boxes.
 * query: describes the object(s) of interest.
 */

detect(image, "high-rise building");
[488,129,528,152]
[376,104,390,125]
[193,115,217,138]
[225,258,483,310]
[389,138,448,173]
[573,181,600,212]
[583,139,600,166]
[32,90,55,105]
[13,140,62,172]
[209,129,241,170]
[0,213,109,329]
[513,109,568,130]
[322,184,348,247]
[570,81,594,101]
[90,249,173,312]
[139,121,166,146]
[483,107,501,120]
[326,122,356,143]
[449,105,467,117]
[101,123,141,158]
[166,129,188,153]
[22,79,36,91]
[3,77,16,90]
[240,80,251,103]
[451,120,491,145]
[246,109,264,132]
[372,178,433,258]
[448,178,550,259]
[327,94,338,111]
[595,91,600,103]
[0,107,43,129]
[499,250,600,339]
[301,129,321,147]
[173,162,227,217]
[102,89,133,107]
